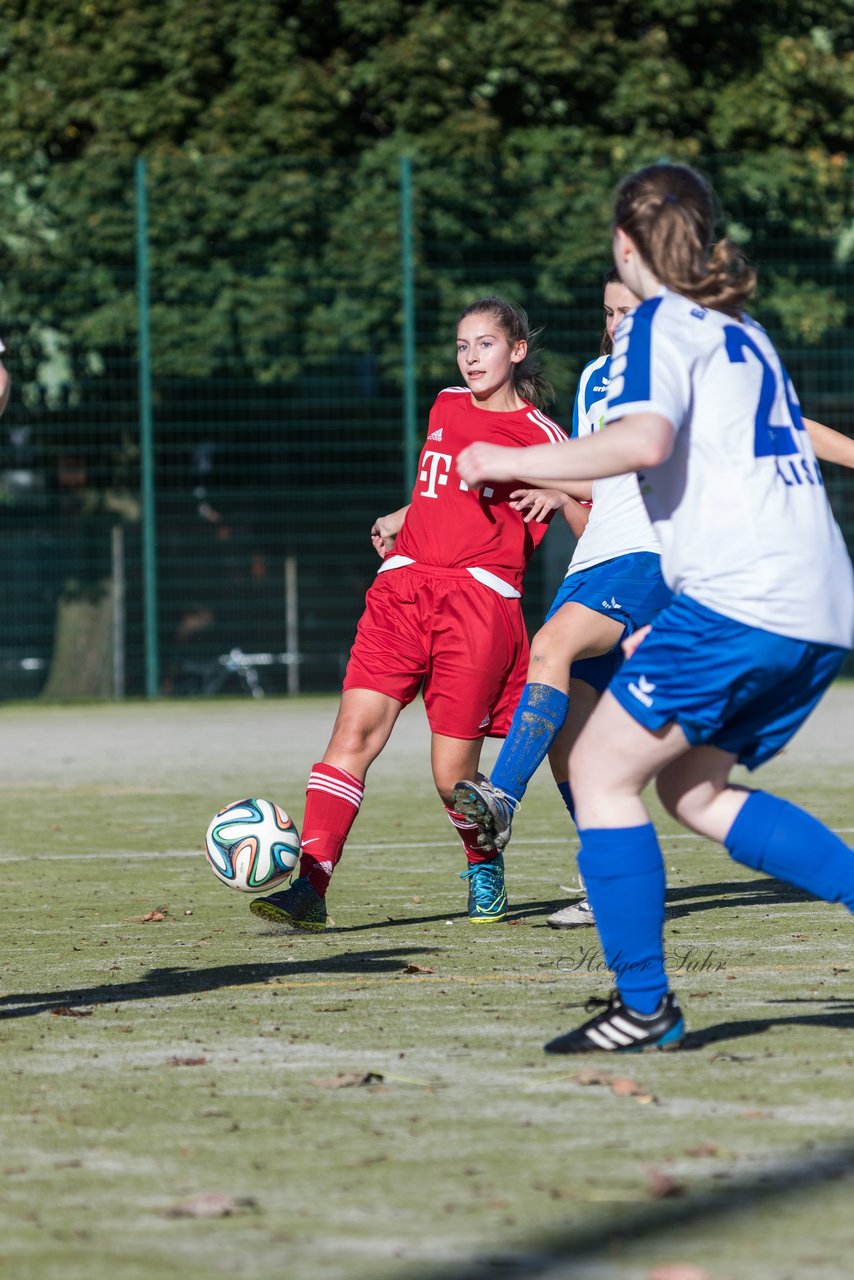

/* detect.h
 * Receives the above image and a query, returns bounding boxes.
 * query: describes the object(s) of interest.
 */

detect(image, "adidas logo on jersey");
[627,674,656,708]
[478,712,491,730]
[427,427,444,442]
[601,596,622,610]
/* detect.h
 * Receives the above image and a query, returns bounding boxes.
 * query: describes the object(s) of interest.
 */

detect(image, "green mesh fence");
[0,153,851,699]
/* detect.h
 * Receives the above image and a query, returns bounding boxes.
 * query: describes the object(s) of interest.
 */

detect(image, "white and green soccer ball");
[204,798,300,892]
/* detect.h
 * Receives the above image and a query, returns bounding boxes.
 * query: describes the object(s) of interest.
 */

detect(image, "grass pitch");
[0,690,852,1280]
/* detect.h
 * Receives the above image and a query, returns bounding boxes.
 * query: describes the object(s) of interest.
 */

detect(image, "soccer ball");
[204,798,301,892]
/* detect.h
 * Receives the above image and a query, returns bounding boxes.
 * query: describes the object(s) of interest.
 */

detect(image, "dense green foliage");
[1,0,851,396]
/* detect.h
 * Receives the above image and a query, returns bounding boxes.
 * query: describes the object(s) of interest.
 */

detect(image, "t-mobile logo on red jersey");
[418,450,494,499]
[419,450,452,498]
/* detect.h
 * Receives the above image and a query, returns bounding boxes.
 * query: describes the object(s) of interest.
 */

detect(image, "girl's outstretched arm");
[456,414,674,488]
[805,418,854,469]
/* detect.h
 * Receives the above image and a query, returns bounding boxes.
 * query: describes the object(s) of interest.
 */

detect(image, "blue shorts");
[544,552,672,693]
[608,594,848,769]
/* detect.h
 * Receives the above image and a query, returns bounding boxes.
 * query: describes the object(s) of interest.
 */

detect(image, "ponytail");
[614,164,756,317]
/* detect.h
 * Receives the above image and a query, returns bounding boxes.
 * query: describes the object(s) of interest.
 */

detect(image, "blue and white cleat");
[544,990,685,1053]
[461,855,508,923]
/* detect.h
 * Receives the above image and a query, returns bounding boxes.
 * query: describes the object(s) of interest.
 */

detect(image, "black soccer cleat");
[544,990,685,1054]
[250,876,328,932]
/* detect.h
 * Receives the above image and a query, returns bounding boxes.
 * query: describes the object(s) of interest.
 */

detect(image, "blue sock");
[491,683,569,804]
[577,824,668,1014]
[726,791,854,909]
[556,780,576,824]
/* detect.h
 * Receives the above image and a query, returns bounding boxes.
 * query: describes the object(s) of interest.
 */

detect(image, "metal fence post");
[135,156,160,698]
[400,155,418,495]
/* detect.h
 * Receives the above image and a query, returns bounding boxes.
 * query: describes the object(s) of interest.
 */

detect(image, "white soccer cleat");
[546,898,596,928]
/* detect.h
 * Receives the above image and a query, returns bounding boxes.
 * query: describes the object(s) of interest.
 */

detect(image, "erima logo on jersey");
[592,378,610,393]
[427,427,444,442]
[690,307,707,320]
[627,674,656,707]
[601,596,622,610]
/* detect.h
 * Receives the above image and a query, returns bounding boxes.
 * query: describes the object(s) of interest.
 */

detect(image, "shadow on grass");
[402,1138,854,1280]
[681,996,854,1049]
[664,875,815,918]
[334,878,810,934]
[339,898,564,932]
[0,945,443,1019]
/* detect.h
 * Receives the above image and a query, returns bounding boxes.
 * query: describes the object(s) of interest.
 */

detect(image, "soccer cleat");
[453,778,518,851]
[544,990,685,1054]
[249,876,328,932]
[546,898,596,928]
[461,855,508,922]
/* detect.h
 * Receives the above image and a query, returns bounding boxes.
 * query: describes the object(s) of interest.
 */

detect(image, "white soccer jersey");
[565,355,660,578]
[605,288,854,648]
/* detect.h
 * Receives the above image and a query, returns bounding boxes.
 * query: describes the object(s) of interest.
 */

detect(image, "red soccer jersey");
[392,388,569,593]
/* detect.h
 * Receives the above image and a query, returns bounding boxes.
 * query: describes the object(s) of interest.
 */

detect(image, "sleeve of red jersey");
[519,409,572,546]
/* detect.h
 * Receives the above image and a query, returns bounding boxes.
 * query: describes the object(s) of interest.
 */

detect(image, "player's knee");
[327,716,382,762]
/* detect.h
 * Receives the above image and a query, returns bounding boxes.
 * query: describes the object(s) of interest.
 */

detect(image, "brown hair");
[613,163,756,317]
[600,265,622,357]
[458,295,554,409]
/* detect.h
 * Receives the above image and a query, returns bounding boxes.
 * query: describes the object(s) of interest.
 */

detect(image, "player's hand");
[510,488,566,523]
[622,624,652,660]
[456,442,517,487]
[371,514,398,559]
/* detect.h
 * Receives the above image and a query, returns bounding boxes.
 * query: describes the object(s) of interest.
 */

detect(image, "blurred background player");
[455,268,854,931]
[250,296,578,932]
[456,161,854,1053]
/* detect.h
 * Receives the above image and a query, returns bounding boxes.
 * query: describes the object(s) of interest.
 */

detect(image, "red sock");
[299,763,364,896]
[445,806,498,865]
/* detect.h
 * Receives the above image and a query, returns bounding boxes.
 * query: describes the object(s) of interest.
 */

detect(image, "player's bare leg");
[656,745,745,842]
[251,689,403,931]
[322,687,404,780]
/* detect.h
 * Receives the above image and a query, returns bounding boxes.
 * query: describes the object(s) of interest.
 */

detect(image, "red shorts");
[343,564,529,739]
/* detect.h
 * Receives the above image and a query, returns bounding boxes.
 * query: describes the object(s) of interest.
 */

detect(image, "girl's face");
[456,313,526,405]
[603,280,641,343]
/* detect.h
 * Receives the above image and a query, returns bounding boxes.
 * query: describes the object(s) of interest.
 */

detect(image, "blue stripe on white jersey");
[606,297,663,410]
[564,354,660,577]
[571,354,609,440]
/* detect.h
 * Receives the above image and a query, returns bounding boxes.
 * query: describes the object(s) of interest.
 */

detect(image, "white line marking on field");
[1,828,852,864]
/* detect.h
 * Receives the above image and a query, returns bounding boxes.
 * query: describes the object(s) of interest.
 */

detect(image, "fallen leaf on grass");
[50,1007,93,1018]
[572,1070,657,1103]
[161,1192,257,1219]
[684,1142,719,1158]
[610,1075,655,1101]
[645,1167,686,1199]
[402,963,434,974]
[167,1056,207,1067]
[311,1071,384,1089]
[141,910,167,923]
[648,1265,714,1280]
[573,1069,613,1087]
